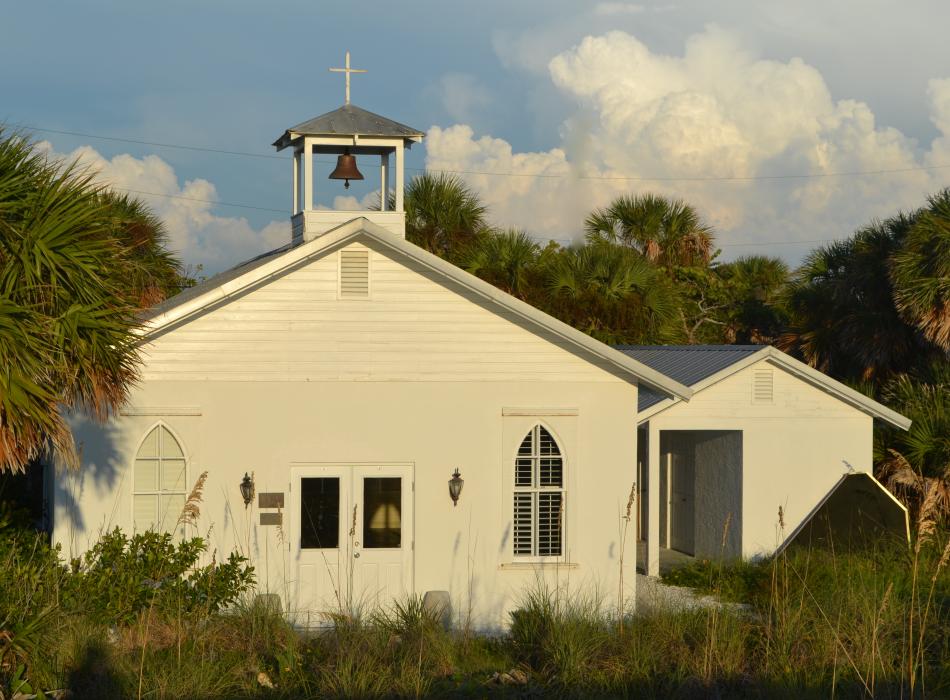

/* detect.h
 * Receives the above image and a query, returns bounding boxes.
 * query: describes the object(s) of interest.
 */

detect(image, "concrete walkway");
[635,573,726,613]
[635,541,697,575]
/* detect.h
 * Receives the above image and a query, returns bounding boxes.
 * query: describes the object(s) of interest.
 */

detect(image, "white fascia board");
[635,346,911,431]
[140,218,692,400]
[636,397,677,425]
[774,472,910,556]
[761,349,911,430]
[365,225,693,400]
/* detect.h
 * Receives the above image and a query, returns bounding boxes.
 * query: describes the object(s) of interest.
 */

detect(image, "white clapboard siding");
[663,359,862,420]
[142,240,622,383]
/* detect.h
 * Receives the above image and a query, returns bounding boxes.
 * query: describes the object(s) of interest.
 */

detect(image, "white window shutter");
[513,493,534,555]
[133,494,159,528]
[133,425,188,533]
[537,493,563,556]
[513,425,564,557]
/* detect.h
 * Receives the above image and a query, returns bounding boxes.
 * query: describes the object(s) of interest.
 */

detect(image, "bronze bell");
[328,150,364,189]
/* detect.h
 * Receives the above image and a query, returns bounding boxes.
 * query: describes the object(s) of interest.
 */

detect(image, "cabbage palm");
[779,217,936,382]
[541,240,682,344]
[0,130,180,473]
[716,256,790,344]
[891,188,950,350]
[876,362,950,521]
[402,173,487,261]
[461,228,540,299]
[585,193,714,273]
[102,192,182,307]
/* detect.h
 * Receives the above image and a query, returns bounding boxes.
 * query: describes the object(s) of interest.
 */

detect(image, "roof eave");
[762,348,912,430]
[274,130,423,151]
[634,346,911,430]
[140,218,692,400]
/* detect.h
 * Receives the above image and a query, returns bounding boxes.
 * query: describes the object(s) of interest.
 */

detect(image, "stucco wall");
[53,233,648,629]
[646,358,873,559]
[56,380,638,629]
[693,431,742,559]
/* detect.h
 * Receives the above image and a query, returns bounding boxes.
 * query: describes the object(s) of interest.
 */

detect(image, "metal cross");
[329,51,366,106]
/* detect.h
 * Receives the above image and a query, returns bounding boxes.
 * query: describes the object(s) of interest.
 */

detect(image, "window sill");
[499,561,580,571]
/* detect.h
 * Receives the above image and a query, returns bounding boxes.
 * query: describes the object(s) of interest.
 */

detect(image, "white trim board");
[119,406,202,417]
[502,407,579,417]
[636,347,910,430]
[774,471,910,556]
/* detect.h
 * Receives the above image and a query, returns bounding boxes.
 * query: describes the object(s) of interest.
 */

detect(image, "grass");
[1,526,949,698]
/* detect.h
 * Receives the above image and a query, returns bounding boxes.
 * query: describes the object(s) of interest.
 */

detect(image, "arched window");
[513,425,563,557]
[133,425,187,532]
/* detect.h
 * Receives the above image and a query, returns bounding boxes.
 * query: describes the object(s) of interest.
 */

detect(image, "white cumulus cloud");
[429,27,950,261]
[36,142,289,272]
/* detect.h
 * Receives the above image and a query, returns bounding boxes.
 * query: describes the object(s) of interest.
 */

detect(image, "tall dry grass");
[1,477,948,698]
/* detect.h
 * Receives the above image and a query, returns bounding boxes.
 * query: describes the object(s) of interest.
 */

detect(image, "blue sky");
[4,1,950,272]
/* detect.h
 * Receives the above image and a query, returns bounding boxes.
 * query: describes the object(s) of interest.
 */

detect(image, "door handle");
[354,552,360,559]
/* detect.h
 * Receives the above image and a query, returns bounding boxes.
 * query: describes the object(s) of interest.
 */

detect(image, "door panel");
[669,441,696,555]
[352,466,412,609]
[292,466,349,624]
[291,464,412,625]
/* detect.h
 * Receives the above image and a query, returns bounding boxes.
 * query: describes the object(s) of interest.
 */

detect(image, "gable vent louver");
[340,249,370,298]
[752,369,774,404]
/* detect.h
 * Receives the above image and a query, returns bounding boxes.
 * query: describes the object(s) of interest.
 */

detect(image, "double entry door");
[290,464,413,625]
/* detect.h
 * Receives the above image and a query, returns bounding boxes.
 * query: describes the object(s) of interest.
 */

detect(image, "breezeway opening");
[638,429,743,572]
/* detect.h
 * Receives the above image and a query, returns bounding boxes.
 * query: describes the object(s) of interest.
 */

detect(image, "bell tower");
[273,52,424,242]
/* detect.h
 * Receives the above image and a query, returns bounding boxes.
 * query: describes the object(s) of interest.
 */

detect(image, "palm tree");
[585,193,714,273]
[891,188,950,350]
[402,173,487,261]
[876,362,950,522]
[715,256,790,344]
[779,217,937,382]
[540,240,683,345]
[101,192,183,307]
[461,228,540,299]
[0,130,180,473]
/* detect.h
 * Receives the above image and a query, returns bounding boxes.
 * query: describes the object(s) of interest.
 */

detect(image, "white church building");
[52,80,910,628]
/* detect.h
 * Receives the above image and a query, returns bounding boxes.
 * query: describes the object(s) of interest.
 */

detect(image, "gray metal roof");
[273,104,424,149]
[141,241,298,322]
[613,345,765,411]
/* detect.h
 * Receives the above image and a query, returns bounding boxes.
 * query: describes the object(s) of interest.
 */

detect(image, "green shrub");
[0,529,67,691]
[63,528,254,624]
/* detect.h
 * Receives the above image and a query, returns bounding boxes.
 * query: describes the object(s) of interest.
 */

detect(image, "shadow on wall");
[55,414,125,537]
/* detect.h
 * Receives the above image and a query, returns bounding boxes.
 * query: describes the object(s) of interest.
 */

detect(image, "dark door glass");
[301,477,340,549]
[363,477,401,548]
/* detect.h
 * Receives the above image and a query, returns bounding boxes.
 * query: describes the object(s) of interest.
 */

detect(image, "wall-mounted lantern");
[240,472,255,509]
[448,469,464,507]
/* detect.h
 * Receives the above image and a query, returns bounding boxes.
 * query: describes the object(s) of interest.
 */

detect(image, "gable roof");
[614,344,910,430]
[142,218,692,401]
[273,104,424,150]
[616,345,764,411]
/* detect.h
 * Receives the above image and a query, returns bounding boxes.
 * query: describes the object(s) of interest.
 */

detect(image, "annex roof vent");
[339,248,370,298]
[752,369,774,404]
